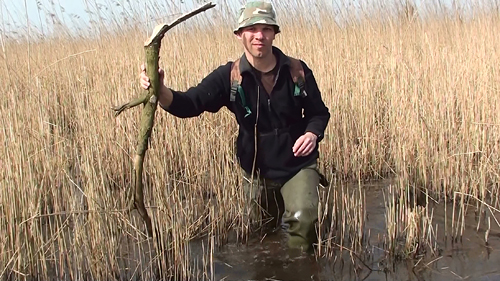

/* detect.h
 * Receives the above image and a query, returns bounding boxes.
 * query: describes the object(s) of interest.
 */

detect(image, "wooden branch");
[144,2,216,47]
[113,2,216,238]
[112,96,147,117]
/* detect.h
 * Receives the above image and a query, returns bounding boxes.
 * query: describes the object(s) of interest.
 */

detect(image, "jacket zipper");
[268,66,281,114]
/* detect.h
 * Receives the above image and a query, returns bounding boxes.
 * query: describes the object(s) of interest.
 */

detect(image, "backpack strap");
[230,58,251,117]
[230,58,242,102]
[288,57,307,97]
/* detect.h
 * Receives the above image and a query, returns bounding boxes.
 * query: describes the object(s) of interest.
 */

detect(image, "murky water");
[198,182,500,281]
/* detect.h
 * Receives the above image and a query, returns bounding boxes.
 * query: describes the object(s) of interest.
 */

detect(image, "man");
[140,1,330,251]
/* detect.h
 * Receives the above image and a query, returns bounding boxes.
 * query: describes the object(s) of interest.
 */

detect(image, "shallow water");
[200,182,500,281]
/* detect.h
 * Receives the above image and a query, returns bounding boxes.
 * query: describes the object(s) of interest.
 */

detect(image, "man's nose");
[254,30,264,39]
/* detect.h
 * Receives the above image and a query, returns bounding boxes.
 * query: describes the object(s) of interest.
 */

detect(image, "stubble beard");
[254,50,264,58]
[250,44,268,59]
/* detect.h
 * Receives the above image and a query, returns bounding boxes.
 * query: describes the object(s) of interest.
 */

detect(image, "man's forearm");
[158,84,173,109]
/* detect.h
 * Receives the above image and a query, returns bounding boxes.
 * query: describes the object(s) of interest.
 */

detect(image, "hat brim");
[233,21,281,34]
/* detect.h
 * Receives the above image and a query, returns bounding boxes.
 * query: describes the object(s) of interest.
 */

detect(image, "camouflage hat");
[234,1,280,34]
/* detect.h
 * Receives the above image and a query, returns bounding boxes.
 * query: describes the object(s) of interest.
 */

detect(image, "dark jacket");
[164,47,330,183]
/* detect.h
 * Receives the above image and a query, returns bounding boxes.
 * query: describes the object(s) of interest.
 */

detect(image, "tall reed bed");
[1,0,500,279]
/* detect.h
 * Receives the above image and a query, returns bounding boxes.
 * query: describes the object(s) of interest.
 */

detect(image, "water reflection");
[204,182,500,281]
[214,233,324,281]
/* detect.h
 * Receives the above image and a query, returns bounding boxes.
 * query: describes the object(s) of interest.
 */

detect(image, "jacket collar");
[238,46,290,74]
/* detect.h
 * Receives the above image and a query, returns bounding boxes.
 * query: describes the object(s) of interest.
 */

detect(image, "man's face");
[236,24,276,59]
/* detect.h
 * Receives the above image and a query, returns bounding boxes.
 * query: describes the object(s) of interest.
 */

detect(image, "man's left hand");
[292,132,318,157]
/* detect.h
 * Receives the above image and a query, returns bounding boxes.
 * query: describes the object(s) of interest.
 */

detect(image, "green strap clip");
[238,86,252,118]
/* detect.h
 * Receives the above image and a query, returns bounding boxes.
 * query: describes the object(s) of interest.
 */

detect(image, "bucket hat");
[234,1,280,34]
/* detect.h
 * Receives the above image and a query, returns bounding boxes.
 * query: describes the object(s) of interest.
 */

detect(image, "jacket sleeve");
[301,62,330,141]
[161,63,231,118]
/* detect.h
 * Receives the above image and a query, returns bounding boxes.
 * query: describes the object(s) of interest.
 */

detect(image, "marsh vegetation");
[1,0,500,280]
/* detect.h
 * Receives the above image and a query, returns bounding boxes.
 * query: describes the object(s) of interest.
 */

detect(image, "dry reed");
[1,0,500,279]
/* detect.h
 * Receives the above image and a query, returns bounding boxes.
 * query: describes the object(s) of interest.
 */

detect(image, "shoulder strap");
[230,58,251,117]
[230,58,242,102]
[288,57,307,97]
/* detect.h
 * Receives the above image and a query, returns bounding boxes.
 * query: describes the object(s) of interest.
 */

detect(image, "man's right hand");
[139,64,173,109]
[140,64,165,90]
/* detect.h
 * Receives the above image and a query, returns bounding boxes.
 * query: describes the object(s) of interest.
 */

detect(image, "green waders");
[243,161,320,251]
